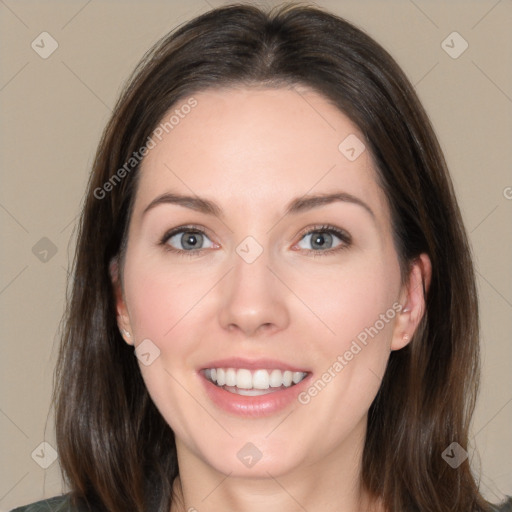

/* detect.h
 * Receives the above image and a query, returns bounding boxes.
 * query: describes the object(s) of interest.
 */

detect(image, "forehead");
[133,86,388,224]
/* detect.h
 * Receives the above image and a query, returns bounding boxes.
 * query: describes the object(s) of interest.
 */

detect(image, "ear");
[391,253,432,351]
[109,256,134,346]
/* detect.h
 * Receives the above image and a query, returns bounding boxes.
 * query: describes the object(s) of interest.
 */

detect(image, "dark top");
[11,494,512,511]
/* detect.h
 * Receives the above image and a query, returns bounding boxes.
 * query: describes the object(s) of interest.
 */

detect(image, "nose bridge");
[217,235,289,336]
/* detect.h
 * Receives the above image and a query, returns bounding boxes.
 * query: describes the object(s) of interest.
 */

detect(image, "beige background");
[1,0,511,509]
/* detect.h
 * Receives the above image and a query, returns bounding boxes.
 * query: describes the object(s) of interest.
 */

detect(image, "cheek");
[122,255,214,436]
[291,251,401,415]
[290,251,402,352]
[123,253,211,344]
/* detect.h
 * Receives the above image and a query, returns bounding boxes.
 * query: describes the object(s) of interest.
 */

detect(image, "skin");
[112,86,431,512]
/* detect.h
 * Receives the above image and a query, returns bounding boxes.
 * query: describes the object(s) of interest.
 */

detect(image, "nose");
[217,245,290,338]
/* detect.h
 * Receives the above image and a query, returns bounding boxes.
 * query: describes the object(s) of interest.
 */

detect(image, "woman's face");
[114,86,422,478]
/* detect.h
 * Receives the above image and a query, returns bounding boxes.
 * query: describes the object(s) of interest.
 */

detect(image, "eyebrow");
[142,191,375,219]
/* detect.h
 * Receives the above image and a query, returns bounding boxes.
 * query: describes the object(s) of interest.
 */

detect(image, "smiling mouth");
[202,367,309,396]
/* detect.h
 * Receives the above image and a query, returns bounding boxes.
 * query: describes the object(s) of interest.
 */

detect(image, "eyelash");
[158,224,352,258]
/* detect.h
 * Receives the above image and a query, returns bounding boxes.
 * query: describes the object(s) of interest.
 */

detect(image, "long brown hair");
[54,3,494,511]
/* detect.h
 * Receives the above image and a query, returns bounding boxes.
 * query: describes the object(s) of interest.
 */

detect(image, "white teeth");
[252,369,269,389]
[292,371,304,384]
[269,369,283,387]
[204,367,307,390]
[236,369,253,389]
[225,368,237,387]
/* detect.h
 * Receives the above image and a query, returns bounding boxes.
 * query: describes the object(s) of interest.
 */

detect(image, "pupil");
[312,232,331,249]
[182,232,201,250]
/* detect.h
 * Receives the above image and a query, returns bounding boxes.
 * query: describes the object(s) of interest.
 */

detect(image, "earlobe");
[391,253,432,351]
[119,326,133,344]
[109,257,134,346]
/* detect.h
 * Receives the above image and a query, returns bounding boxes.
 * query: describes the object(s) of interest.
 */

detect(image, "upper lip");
[200,357,310,373]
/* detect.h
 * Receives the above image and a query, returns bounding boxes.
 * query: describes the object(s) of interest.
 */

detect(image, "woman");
[12,3,511,512]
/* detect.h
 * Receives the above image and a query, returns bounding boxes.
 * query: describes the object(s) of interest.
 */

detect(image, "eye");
[160,225,217,254]
[295,225,351,255]
[159,224,351,257]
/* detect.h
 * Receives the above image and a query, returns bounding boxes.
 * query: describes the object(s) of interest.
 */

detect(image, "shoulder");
[491,496,512,512]
[10,495,83,512]
[11,494,512,512]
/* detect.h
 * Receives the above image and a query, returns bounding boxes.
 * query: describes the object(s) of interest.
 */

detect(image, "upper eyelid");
[162,224,210,239]
[296,224,350,239]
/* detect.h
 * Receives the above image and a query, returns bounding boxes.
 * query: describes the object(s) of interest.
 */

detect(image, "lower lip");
[199,371,312,418]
